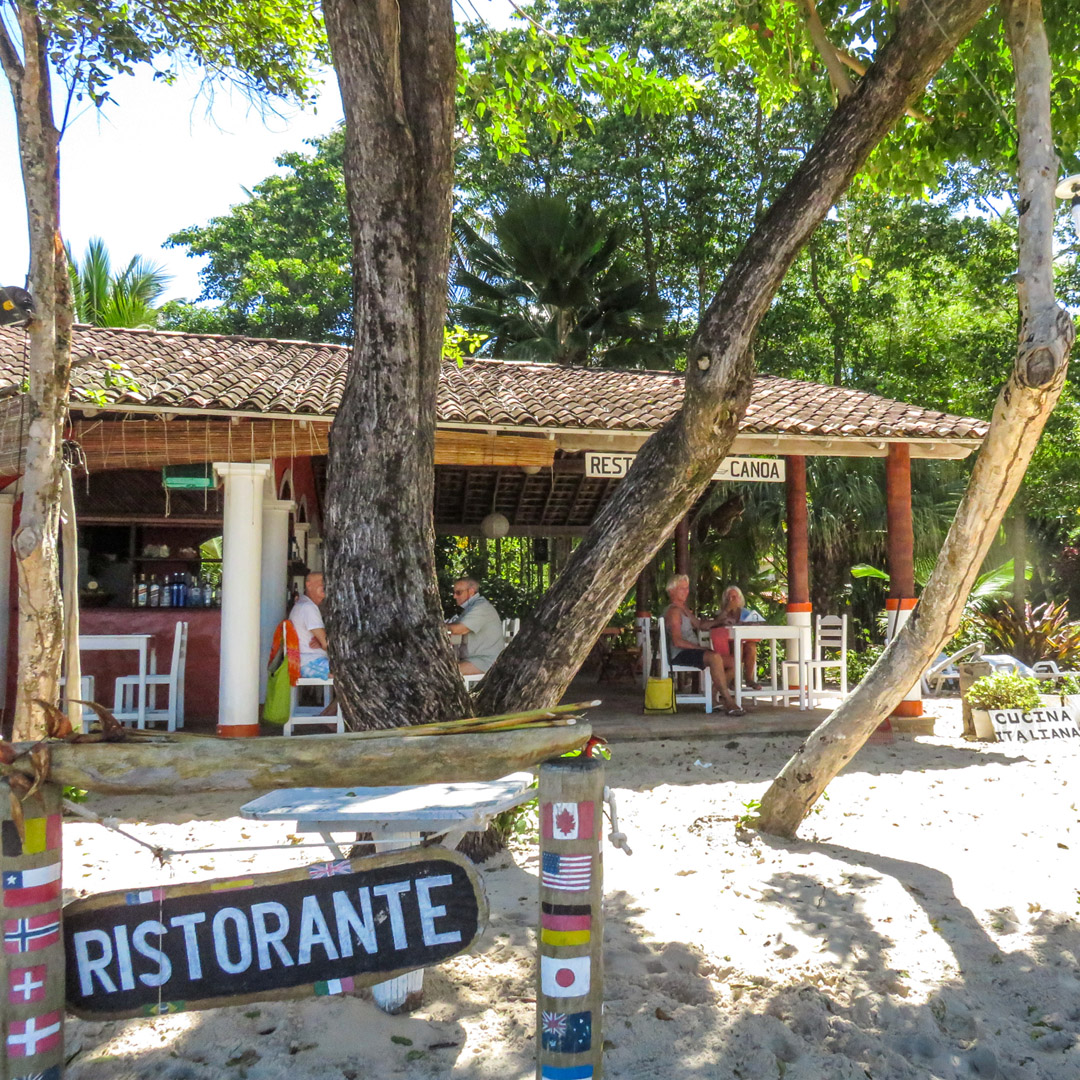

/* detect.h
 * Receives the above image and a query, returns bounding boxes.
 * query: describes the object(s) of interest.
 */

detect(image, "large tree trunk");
[322,0,471,728]
[1,7,72,740]
[476,0,994,716]
[755,0,1073,839]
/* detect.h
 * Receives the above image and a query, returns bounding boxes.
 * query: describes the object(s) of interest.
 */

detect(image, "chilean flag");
[2,863,61,906]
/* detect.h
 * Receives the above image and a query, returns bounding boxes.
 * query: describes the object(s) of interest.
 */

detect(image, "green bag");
[263,659,291,725]
[644,676,676,715]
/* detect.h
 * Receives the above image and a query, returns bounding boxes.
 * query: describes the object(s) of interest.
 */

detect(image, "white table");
[241,773,535,1013]
[78,633,153,728]
[730,624,808,710]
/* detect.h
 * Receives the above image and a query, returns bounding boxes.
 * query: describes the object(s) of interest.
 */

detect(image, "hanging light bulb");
[480,512,510,539]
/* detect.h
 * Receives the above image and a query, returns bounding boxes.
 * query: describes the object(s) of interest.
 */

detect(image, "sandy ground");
[61,700,1080,1080]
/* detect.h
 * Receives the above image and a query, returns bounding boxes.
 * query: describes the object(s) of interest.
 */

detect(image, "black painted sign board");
[64,847,487,1019]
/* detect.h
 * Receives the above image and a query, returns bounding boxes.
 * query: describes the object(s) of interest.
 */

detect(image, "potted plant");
[965,671,1042,739]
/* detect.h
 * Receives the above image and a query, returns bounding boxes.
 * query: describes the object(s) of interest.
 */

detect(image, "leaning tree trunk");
[475,0,994,717]
[322,0,472,728]
[1,7,73,740]
[755,0,1074,839]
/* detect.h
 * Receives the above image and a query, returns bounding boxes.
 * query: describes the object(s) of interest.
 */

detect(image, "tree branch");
[0,7,24,92]
[796,0,852,100]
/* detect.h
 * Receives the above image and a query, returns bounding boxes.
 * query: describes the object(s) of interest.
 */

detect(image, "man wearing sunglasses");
[446,578,504,677]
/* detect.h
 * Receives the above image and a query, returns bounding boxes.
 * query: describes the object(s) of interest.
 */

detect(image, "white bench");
[240,772,535,1013]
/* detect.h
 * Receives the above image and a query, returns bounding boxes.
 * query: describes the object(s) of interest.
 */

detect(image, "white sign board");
[989,706,1080,744]
[584,452,785,483]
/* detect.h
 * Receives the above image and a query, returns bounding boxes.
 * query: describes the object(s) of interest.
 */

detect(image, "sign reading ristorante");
[584,452,785,483]
[64,848,487,1019]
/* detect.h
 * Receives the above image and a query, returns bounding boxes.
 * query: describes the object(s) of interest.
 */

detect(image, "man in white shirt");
[446,578,504,675]
[289,572,329,679]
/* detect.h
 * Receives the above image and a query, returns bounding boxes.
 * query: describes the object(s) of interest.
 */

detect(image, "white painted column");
[0,492,15,711]
[214,463,271,737]
[259,497,295,703]
[307,535,324,572]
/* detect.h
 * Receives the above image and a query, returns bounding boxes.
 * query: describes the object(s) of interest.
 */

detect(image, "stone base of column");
[217,723,261,738]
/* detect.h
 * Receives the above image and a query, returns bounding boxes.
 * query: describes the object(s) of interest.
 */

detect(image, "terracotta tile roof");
[0,324,988,442]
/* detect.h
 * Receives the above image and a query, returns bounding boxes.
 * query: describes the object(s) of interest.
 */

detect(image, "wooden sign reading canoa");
[64,847,487,1019]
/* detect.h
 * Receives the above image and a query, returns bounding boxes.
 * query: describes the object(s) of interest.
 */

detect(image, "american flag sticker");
[541,1009,592,1054]
[541,852,591,892]
[308,860,351,879]
[2,863,61,907]
[314,976,355,996]
[3,912,61,954]
[12,1065,61,1080]
[541,801,595,841]
[125,888,165,905]
[8,964,47,1004]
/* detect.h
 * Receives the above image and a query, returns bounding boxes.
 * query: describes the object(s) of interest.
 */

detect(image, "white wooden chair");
[284,675,343,736]
[803,614,848,706]
[657,618,712,714]
[114,621,188,731]
[502,617,520,645]
[635,616,653,689]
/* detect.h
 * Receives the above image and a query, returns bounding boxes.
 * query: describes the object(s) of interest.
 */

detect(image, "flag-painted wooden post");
[537,755,604,1080]
[1,780,65,1080]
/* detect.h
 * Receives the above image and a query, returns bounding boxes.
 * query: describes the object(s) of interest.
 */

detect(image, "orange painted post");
[537,755,604,1080]
[885,443,921,717]
[785,456,812,688]
[1,782,65,1078]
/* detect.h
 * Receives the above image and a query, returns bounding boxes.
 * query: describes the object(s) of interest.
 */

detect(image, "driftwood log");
[7,725,591,796]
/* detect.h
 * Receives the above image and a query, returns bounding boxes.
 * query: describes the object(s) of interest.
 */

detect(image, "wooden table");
[78,633,153,728]
[241,773,535,1013]
[730,623,808,710]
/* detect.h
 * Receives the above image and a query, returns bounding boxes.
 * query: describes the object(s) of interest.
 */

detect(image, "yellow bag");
[644,676,676,714]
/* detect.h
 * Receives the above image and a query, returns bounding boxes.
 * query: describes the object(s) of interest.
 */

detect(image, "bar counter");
[78,607,221,726]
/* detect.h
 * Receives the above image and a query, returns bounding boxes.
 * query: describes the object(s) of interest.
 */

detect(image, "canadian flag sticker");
[541,801,595,841]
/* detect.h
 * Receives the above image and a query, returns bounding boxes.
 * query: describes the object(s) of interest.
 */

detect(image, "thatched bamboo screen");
[0,404,555,476]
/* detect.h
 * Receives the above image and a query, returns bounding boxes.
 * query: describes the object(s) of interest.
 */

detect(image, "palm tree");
[452,195,669,367]
[68,238,170,328]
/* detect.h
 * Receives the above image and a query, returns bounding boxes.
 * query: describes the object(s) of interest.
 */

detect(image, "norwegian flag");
[308,860,351,879]
[3,912,61,954]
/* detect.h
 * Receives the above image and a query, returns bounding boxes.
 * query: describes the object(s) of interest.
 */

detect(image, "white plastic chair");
[922,641,985,695]
[502,618,520,646]
[1032,659,1080,680]
[114,621,188,731]
[803,614,848,706]
[657,618,712,714]
[285,675,343,736]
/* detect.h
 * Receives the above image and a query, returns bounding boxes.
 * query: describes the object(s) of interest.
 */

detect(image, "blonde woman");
[717,585,762,690]
[663,574,743,715]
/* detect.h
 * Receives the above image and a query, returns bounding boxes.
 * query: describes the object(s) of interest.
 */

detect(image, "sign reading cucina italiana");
[584,452,785,483]
[989,705,1080,744]
[64,848,487,1019]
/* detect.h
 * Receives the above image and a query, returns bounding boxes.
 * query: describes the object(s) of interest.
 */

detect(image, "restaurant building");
[0,324,988,732]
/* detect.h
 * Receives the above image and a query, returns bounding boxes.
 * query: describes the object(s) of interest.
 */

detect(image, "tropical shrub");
[846,643,884,686]
[977,600,1080,666]
[965,672,1042,713]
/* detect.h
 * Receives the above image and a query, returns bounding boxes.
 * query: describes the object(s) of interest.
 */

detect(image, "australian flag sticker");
[542,1009,592,1054]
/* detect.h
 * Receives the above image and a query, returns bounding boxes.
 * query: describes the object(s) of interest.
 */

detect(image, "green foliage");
[67,238,168,328]
[35,0,327,109]
[443,326,488,368]
[453,195,668,366]
[162,128,351,343]
[977,600,1080,666]
[491,792,538,846]
[965,671,1043,712]
[847,643,884,687]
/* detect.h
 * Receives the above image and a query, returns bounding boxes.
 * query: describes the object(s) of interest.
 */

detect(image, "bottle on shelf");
[134,574,147,608]
[148,574,160,607]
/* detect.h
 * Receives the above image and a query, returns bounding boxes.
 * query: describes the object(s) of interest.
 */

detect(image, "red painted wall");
[77,608,222,727]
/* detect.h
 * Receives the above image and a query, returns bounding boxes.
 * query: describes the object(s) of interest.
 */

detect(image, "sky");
[0,2,517,305]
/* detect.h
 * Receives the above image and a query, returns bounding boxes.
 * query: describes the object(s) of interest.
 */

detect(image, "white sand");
[63,701,1080,1079]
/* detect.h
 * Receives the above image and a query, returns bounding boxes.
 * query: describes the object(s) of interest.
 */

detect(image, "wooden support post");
[60,468,82,733]
[537,755,604,1080]
[885,443,922,718]
[784,456,812,689]
[1,781,65,1079]
[674,515,690,579]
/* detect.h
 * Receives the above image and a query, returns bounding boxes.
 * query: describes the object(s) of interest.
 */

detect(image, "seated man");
[289,571,329,679]
[446,577,504,676]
